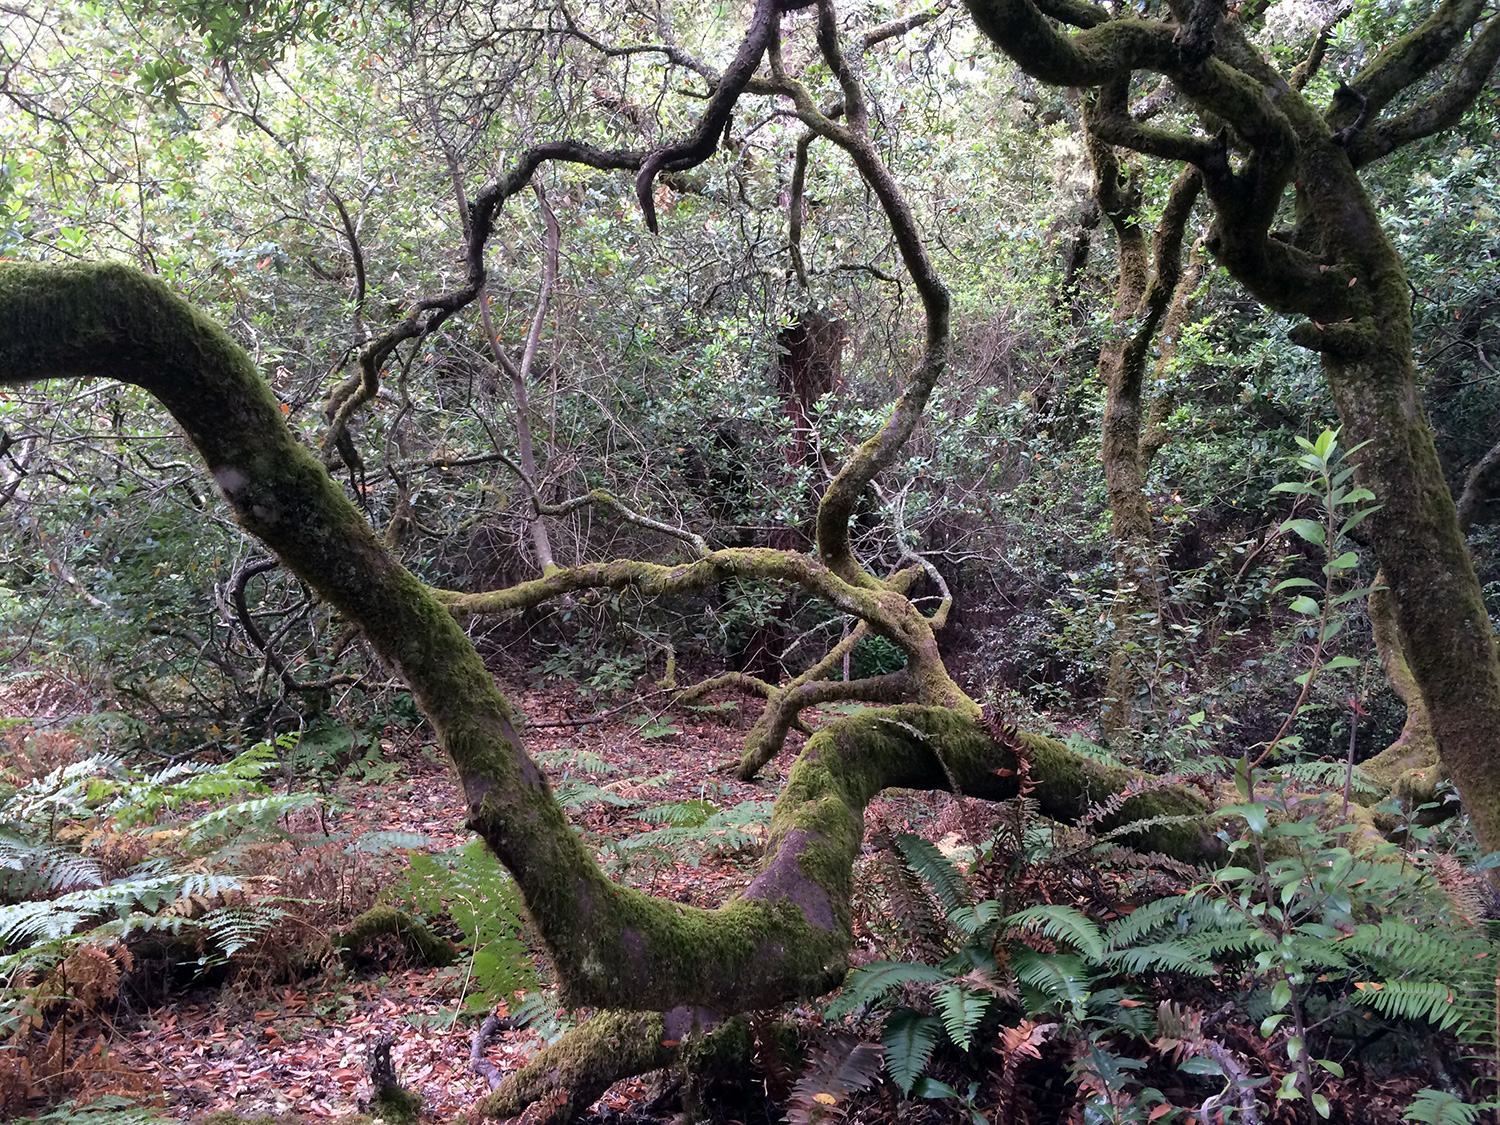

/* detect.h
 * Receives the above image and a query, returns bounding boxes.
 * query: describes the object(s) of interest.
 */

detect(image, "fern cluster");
[826,808,1500,1119]
[830,833,1213,1095]
[0,743,306,979]
[0,738,321,1115]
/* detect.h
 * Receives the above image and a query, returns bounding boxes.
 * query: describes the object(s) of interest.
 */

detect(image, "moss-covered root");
[330,904,458,966]
[480,1010,750,1124]
[481,1011,673,1123]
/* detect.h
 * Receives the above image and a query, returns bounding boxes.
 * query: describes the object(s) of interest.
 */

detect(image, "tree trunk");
[1092,150,1156,748]
[1293,139,1500,854]
[1087,114,1200,749]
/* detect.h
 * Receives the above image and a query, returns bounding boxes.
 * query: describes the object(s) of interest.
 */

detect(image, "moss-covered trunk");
[1296,140,1500,854]
[1323,328,1500,847]
[1092,137,1158,748]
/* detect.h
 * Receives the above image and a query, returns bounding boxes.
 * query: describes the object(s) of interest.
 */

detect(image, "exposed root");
[329,904,458,967]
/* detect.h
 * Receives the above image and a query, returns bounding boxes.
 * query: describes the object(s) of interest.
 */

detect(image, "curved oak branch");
[323,140,644,459]
[634,0,781,233]
[2,262,1230,1022]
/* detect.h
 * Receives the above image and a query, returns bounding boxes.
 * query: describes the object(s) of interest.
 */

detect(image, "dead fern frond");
[870,848,948,962]
[784,1033,883,1124]
[992,1019,1056,1125]
[56,943,125,1010]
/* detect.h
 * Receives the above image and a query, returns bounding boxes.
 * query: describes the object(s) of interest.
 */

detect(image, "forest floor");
[1,677,1467,1124]
[106,681,796,1123]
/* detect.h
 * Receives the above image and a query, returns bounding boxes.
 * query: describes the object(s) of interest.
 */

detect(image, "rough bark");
[480,1011,752,1124]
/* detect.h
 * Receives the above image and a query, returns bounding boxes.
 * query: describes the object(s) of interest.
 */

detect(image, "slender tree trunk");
[1093,159,1156,747]
[1088,113,1200,749]
[1361,570,1441,804]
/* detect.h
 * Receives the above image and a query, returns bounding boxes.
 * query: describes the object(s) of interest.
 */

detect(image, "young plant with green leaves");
[1260,429,1381,765]
[1199,785,1499,1119]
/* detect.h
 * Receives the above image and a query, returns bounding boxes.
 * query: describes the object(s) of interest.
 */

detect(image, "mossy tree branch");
[759,0,953,589]
[1336,0,1494,127]
[1345,13,1500,166]
[1,263,1229,1018]
[322,140,645,465]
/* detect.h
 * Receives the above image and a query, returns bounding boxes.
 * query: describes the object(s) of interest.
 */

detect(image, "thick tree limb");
[1345,13,1500,167]
[1337,0,1492,127]
[772,0,951,588]
[2,263,1226,1018]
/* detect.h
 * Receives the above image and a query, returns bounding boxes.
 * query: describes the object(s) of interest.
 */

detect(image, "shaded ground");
[78,683,819,1121]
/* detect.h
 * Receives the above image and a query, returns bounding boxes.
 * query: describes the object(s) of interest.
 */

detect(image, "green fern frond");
[534,747,618,777]
[1352,979,1468,1031]
[0,829,103,897]
[880,1008,942,1095]
[1006,904,1105,961]
[1,753,127,825]
[33,1092,180,1125]
[895,833,971,914]
[934,982,991,1051]
[401,841,537,1005]
[184,792,320,846]
[0,872,243,944]
[1401,1088,1484,1125]
[204,903,286,955]
[634,799,718,827]
[825,961,949,1019]
[1105,942,1217,977]
[1182,926,1276,959]
[1281,759,1384,798]
[1012,948,1091,1013]
[1338,919,1479,977]
[1103,894,1213,949]
[552,779,641,810]
[349,830,439,854]
[948,900,1002,938]
[611,798,770,864]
